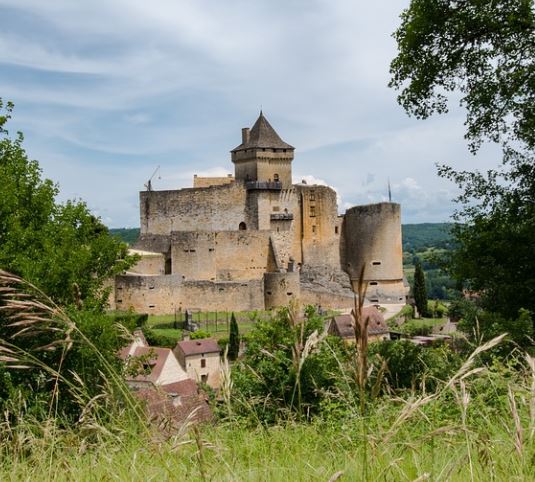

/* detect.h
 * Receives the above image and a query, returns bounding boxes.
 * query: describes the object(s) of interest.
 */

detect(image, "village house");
[119,330,189,389]
[328,306,390,343]
[174,338,221,389]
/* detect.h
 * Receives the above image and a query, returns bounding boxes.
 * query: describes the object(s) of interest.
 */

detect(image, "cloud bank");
[0,0,501,226]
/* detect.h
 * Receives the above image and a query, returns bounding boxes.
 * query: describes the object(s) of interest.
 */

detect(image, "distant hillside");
[109,228,140,245]
[110,224,454,252]
[402,223,454,252]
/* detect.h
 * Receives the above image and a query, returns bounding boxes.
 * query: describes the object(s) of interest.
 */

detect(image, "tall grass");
[1,270,535,480]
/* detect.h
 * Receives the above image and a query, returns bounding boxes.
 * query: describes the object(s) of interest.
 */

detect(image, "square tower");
[231,112,295,189]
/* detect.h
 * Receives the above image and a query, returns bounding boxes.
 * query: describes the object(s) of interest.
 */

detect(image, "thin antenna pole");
[388,178,392,203]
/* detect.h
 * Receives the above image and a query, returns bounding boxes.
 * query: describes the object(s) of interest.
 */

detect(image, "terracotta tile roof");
[232,112,294,152]
[161,379,199,397]
[127,346,173,383]
[135,386,213,425]
[329,306,389,339]
[176,338,220,356]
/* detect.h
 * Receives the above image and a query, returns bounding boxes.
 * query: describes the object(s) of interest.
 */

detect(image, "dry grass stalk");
[508,386,524,456]
[526,354,535,441]
[351,265,369,415]
[220,345,233,418]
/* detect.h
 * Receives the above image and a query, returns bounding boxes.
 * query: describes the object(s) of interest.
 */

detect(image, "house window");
[201,359,206,368]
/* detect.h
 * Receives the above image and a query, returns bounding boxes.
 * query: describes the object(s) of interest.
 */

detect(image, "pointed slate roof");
[232,112,294,152]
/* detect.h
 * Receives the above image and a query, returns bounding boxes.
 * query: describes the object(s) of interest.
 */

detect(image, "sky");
[0,0,502,227]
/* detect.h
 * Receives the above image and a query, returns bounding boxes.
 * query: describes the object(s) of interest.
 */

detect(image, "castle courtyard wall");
[115,274,264,314]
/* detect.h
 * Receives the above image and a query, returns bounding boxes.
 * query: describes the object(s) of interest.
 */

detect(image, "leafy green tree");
[390,0,535,153]
[413,261,428,317]
[230,308,347,423]
[228,313,240,360]
[369,340,460,391]
[390,2,535,321]
[0,99,135,308]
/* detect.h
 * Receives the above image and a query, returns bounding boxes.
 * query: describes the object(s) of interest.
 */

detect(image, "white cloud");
[0,0,502,225]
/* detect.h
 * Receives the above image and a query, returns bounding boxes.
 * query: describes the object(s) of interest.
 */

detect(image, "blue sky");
[0,0,501,227]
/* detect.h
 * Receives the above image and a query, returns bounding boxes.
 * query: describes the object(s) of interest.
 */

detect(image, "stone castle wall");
[115,274,264,314]
[170,230,276,281]
[140,182,248,235]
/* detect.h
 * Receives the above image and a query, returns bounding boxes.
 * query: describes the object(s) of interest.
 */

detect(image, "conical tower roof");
[232,112,294,152]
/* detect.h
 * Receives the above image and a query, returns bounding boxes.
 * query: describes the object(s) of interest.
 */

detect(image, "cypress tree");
[413,261,428,318]
[228,313,240,360]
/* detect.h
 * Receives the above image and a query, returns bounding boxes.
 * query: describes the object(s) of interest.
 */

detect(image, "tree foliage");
[390,2,535,320]
[413,261,428,317]
[228,313,240,361]
[230,308,347,423]
[0,99,135,308]
[390,0,535,152]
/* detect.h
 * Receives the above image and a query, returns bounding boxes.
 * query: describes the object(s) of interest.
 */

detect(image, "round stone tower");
[263,272,300,309]
[343,202,407,304]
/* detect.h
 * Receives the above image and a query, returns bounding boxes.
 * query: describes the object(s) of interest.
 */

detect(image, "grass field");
[147,310,271,342]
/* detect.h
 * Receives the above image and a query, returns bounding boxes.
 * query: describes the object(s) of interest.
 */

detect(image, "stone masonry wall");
[170,230,275,281]
[115,274,264,314]
[140,182,248,235]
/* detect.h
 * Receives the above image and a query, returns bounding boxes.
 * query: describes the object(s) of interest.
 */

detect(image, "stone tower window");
[372,260,382,266]
[310,206,316,217]
[335,226,339,234]
[273,173,279,182]
[239,222,247,230]
[312,225,317,233]
[310,191,316,201]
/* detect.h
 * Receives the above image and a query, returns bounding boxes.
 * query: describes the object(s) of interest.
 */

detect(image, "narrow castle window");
[312,225,317,233]
[201,359,206,368]
[335,226,339,234]
[310,191,316,201]
[370,281,378,286]
[239,222,247,230]
[310,206,316,217]
[273,173,279,182]
[372,261,382,266]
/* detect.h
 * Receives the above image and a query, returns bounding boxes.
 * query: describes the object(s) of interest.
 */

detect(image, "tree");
[228,313,240,360]
[0,99,135,308]
[413,261,428,317]
[390,2,535,320]
[390,0,535,153]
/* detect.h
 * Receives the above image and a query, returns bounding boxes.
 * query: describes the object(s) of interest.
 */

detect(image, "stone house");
[119,332,189,389]
[328,306,390,343]
[174,338,221,389]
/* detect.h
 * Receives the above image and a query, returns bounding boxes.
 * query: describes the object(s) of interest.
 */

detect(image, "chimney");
[242,127,250,144]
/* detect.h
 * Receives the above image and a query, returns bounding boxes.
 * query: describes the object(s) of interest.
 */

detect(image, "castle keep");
[115,113,407,314]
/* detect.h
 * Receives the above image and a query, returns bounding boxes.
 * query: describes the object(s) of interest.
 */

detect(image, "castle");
[114,113,407,314]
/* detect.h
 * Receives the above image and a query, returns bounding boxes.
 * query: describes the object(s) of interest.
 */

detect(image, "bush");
[141,327,178,348]
[369,340,460,391]
[110,310,148,328]
[190,329,211,340]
